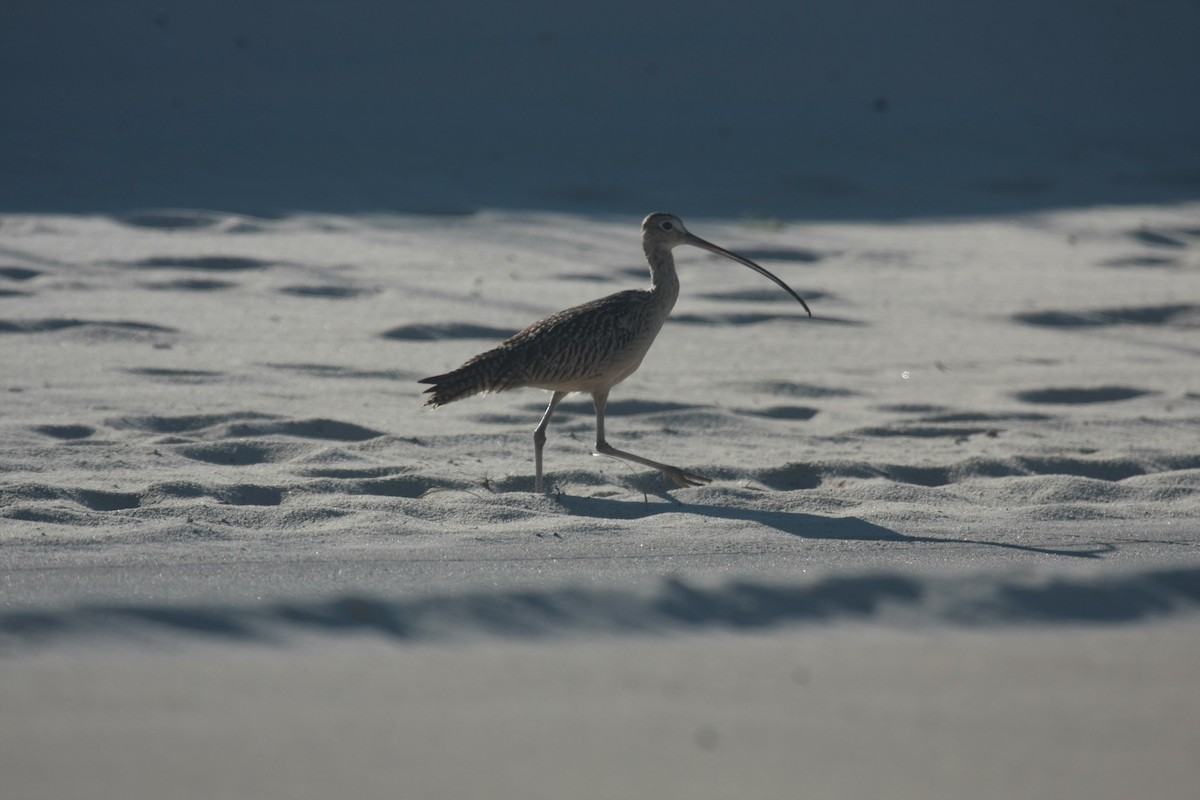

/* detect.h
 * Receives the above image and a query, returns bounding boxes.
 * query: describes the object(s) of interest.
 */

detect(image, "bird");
[420,212,811,493]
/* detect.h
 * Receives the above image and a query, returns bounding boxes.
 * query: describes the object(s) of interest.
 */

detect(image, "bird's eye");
[660,221,674,231]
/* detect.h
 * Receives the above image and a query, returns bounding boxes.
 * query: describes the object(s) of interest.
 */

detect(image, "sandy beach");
[3,3,1200,799]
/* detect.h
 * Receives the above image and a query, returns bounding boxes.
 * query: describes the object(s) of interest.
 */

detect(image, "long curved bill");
[685,233,812,317]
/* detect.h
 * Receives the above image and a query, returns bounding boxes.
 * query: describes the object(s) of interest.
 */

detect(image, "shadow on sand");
[552,494,1116,559]
[4,563,1197,652]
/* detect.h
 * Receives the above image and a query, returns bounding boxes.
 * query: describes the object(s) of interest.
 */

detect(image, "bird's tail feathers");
[419,349,515,407]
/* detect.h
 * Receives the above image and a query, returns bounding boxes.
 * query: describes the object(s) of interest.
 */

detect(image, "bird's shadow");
[551,494,1115,559]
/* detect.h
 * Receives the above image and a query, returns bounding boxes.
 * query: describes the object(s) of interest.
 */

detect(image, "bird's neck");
[645,247,680,312]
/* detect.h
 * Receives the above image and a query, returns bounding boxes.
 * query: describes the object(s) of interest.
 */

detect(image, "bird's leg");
[533,391,567,493]
[591,390,711,489]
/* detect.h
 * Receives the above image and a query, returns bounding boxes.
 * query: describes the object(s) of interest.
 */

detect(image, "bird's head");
[639,212,812,316]
[641,212,690,248]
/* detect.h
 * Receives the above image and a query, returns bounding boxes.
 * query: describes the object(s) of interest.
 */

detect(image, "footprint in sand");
[1099,225,1199,269]
[144,481,286,506]
[698,287,834,303]
[380,322,517,341]
[125,367,223,384]
[755,453,1200,491]
[1101,255,1181,269]
[0,266,39,297]
[175,441,303,466]
[1130,227,1189,249]
[109,412,384,442]
[1013,304,1200,329]
[107,411,278,436]
[144,278,236,291]
[295,467,429,499]
[32,424,96,440]
[278,285,377,299]
[672,310,857,326]
[0,267,42,282]
[262,362,413,381]
[127,255,273,272]
[0,318,178,343]
[737,405,819,421]
[1012,386,1152,404]
[853,424,997,439]
[749,380,858,399]
[730,247,825,264]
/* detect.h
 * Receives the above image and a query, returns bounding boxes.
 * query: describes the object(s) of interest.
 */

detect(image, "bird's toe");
[663,467,711,489]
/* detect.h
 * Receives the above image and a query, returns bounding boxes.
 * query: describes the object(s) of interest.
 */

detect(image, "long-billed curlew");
[420,212,811,492]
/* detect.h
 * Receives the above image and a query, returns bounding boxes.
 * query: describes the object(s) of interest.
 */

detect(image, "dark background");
[3,0,1198,218]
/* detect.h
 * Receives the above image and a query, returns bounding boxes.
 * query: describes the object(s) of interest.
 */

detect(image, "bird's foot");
[661,466,711,489]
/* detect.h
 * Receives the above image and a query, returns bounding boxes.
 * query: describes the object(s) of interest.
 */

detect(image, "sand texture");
[3,2,1200,798]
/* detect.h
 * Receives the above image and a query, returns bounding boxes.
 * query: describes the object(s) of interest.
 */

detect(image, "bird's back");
[420,288,668,406]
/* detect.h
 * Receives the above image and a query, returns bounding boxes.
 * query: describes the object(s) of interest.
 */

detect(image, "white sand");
[4,205,1199,540]
[3,204,1199,799]
[3,3,1200,798]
